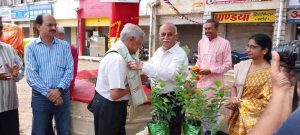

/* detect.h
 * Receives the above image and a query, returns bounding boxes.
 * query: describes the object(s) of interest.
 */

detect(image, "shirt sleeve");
[210,41,232,74]
[24,45,50,96]
[57,44,74,90]
[106,53,127,90]
[12,48,24,81]
[273,108,300,135]
[142,51,188,81]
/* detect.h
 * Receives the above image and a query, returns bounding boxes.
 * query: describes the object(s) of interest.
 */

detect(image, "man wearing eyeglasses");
[128,23,189,135]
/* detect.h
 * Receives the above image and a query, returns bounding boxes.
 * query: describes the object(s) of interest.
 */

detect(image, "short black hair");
[35,14,44,25]
[205,19,219,28]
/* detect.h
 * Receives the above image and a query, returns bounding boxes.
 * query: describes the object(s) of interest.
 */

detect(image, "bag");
[147,121,169,135]
[87,92,97,113]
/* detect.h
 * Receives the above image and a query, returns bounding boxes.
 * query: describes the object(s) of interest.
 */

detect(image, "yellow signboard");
[85,17,110,26]
[214,10,275,23]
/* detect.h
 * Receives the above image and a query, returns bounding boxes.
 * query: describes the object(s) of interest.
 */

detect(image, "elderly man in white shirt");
[90,23,145,135]
[128,22,188,135]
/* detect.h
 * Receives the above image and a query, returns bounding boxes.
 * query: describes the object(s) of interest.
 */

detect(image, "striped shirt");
[197,36,232,89]
[0,42,24,113]
[24,37,73,97]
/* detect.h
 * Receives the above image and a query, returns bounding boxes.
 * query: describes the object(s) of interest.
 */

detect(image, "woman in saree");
[225,33,273,135]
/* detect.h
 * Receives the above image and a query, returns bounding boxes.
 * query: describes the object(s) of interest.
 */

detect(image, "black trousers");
[160,92,184,135]
[0,109,20,135]
[92,92,128,135]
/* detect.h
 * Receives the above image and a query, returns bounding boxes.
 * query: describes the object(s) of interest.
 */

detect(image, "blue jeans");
[31,90,70,135]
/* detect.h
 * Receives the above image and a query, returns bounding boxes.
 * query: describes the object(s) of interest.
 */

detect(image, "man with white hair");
[56,26,78,98]
[89,23,145,135]
[128,22,189,135]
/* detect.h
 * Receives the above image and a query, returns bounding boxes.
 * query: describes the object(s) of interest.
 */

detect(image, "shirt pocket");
[55,52,66,68]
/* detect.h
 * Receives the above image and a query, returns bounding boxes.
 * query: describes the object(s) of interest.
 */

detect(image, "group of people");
[0,12,299,135]
[0,14,78,135]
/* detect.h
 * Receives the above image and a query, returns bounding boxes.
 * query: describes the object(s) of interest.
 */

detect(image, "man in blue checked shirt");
[24,14,73,135]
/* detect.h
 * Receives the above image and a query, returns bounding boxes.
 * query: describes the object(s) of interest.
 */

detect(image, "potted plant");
[174,66,227,135]
[147,81,175,135]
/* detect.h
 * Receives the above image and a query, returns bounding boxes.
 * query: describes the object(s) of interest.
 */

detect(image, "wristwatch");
[57,87,64,95]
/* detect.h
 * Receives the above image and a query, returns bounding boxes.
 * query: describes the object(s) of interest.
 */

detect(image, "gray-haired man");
[90,23,145,135]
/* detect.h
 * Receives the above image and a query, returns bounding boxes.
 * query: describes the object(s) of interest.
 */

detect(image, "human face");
[37,15,57,38]
[204,22,218,41]
[246,39,268,60]
[159,25,178,51]
[55,32,65,40]
[127,36,144,54]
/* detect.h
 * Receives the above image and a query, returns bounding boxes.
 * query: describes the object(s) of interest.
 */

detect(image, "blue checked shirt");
[24,37,74,97]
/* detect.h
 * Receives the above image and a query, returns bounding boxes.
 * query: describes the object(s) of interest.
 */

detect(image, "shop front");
[214,10,275,52]
[285,0,300,42]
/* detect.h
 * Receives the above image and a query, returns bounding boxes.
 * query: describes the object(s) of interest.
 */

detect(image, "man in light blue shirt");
[24,14,73,135]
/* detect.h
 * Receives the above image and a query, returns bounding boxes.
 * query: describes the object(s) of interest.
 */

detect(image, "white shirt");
[95,52,129,101]
[0,42,24,112]
[142,42,189,94]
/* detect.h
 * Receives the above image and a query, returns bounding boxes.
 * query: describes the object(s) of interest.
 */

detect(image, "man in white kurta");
[128,23,188,135]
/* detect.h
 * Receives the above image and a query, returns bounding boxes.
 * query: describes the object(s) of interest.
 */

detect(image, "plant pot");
[147,121,169,135]
[183,119,201,135]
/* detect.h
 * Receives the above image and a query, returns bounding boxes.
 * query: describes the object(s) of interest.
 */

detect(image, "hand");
[47,89,62,102]
[128,60,143,70]
[270,52,296,96]
[225,97,241,110]
[141,74,148,85]
[6,64,19,77]
[0,72,13,80]
[199,69,211,75]
[54,96,64,106]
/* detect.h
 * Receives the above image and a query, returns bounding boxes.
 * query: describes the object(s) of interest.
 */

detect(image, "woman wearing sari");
[225,33,273,135]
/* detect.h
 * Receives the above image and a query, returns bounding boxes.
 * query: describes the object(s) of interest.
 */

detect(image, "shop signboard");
[206,0,272,5]
[28,4,52,20]
[287,9,300,23]
[11,5,29,20]
[287,0,300,8]
[0,8,11,21]
[11,4,52,20]
[214,10,275,23]
[99,0,139,3]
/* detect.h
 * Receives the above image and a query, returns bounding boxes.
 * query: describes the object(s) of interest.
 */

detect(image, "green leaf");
[214,80,222,87]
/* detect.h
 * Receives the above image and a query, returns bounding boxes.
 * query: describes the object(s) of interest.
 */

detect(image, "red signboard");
[206,0,272,5]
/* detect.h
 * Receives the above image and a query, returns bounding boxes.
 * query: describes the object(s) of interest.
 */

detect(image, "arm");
[249,52,293,135]
[110,86,130,100]
[71,46,78,79]
[210,41,232,74]
[57,45,74,90]
[142,52,188,81]
[107,53,130,101]
[12,48,24,81]
[24,46,50,96]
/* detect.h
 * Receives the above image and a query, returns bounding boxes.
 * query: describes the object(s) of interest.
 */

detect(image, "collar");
[164,42,180,54]
[36,36,58,45]
[205,36,219,42]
